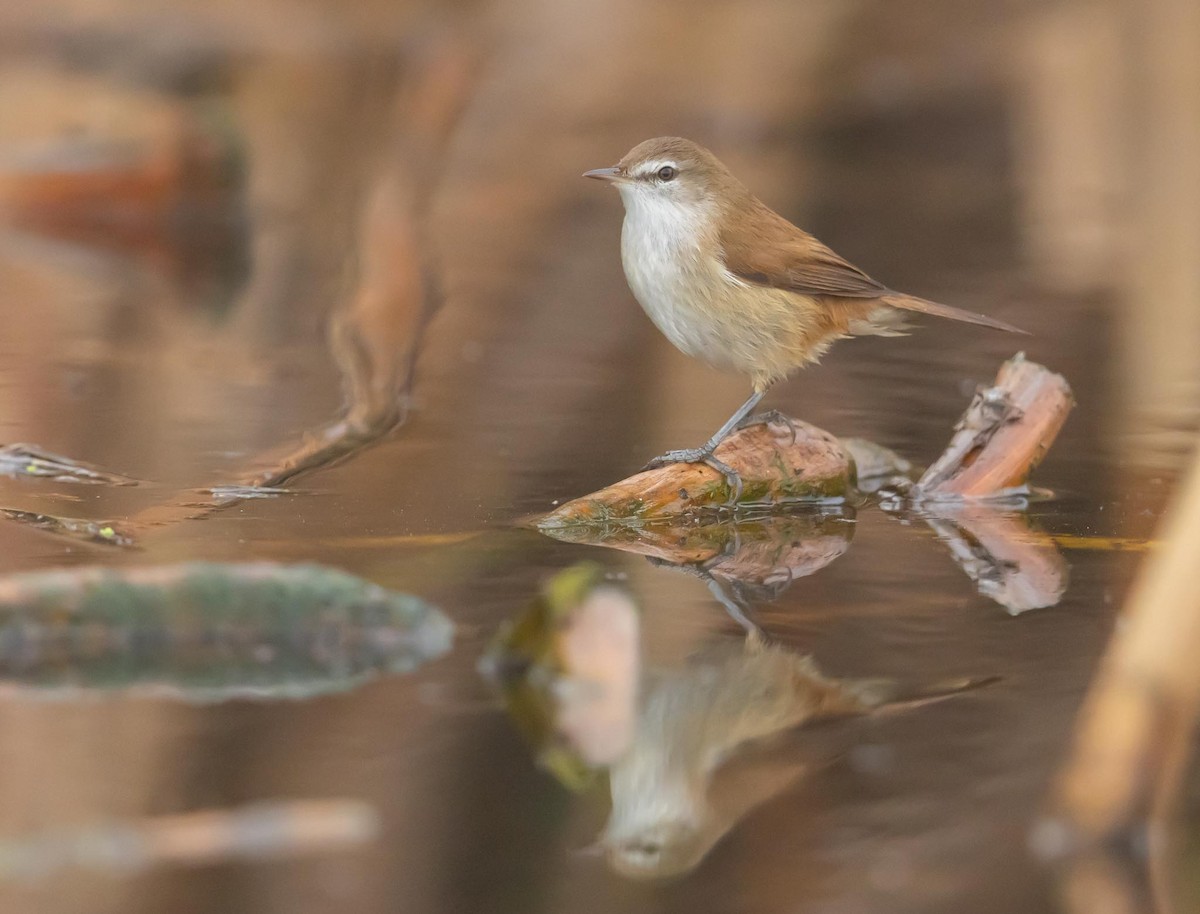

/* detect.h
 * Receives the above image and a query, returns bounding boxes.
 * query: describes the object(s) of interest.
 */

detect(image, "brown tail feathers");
[882,294,1028,335]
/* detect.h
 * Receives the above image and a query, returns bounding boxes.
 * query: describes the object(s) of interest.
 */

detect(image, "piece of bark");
[914,352,1074,500]
[538,417,853,527]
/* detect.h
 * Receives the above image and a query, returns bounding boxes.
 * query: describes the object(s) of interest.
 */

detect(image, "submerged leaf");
[0,562,452,701]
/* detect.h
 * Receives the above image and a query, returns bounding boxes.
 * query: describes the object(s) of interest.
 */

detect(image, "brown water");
[0,1,1197,912]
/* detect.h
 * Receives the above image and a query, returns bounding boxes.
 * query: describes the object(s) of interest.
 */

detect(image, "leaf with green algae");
[0,562,452,702]
[480,563,640,791]
[0,444,141,486]
[537,416,854,528]
[0,508,135,548]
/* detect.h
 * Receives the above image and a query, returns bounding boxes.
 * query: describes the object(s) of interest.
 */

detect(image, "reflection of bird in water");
[598,632,986,880]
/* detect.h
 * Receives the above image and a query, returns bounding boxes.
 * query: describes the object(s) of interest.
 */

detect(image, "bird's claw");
[641,447,711,471]
[736,409,793,431]
[641,449,744,505]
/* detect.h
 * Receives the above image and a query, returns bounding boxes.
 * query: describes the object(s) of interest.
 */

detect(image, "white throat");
[617,185,740,368]
[617,184,712,253]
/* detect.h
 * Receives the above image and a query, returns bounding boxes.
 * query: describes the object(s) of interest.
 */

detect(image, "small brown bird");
[585,137,1024,489]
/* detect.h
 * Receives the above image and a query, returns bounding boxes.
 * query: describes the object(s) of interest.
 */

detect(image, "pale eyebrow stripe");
[635,159,677,177]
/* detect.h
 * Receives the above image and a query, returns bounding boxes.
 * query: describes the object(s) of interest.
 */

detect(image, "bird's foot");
[641,448,744,504]
[736,409,797,446]
[641,446,711,470]
[735,408,793,431]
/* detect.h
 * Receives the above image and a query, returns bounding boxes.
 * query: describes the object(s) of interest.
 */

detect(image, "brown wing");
[720,205,888,299]
[720,201,1027,334]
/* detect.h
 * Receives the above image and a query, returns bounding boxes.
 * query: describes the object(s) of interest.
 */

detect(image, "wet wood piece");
[539,416,854,528]
[914,352,1074,500]
[540,354,1071,528]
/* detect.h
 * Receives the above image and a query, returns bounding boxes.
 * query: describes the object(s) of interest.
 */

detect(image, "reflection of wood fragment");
[923,505,1068,614]
[538,417,853,526]
[915,352,1074,500]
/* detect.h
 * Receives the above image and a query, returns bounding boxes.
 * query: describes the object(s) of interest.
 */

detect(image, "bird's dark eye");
[656,165,677,182]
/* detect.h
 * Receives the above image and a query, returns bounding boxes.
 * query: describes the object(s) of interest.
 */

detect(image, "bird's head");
[584,136,739,217]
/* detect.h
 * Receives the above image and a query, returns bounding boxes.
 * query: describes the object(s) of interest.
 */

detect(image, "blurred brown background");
[0,1,1196,912]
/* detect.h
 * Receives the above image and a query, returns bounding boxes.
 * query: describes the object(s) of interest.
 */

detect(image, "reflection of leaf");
[0,563,451,702]
[541,512,851,586]
[0,444,141,486]
[701,512,854,603]
[482,564,639,790]
[540,511,853,627]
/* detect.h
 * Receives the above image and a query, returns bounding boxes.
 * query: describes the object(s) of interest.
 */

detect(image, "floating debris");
[0,444,140,486]
[0,799,379,882]
[0,509,134,548]
[207,484,294,502]
[0,562,452,701]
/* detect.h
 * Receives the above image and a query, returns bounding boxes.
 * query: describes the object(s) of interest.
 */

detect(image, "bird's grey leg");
[642,389,766,503]
[704,576,764,637]
[643,389,765,466]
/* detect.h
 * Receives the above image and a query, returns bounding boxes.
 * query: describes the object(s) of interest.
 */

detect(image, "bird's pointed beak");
[583,166,624,183]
